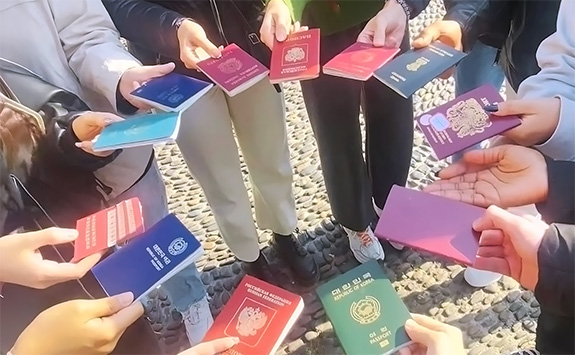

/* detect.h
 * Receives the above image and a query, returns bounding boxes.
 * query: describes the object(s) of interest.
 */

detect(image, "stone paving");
[144,1,538,354]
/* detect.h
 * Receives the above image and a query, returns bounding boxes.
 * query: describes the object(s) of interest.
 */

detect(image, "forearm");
[102,0,184,60]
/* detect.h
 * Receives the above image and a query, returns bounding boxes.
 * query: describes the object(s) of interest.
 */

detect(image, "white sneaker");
[344,226,385,263]
[464,267,502,287]
[373,201,404,251]
[182,296,214,346]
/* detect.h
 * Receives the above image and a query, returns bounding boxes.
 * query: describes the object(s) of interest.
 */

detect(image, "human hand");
[73,112,123,157]
[119,63,176,109]
[0,228,102,289]
[398,314,465,355]
[177,19,223,69]
[260,0,308,49]
[424,145,548,208]
[484,98,561,146]
[472,205,547,290]
[178,337,240,355]
[412,20,463,79]
[358,0,407,47]
[11,292,143,355]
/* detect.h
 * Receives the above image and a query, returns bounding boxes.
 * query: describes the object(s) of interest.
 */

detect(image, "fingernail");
[64,229,79,240]
[116,292,134,306]
[405,319,415,329]
[104,118,113,125]
[433,170,440,177]
[484,103,499,113]
[232,337,240,344]
[74,142,83,148]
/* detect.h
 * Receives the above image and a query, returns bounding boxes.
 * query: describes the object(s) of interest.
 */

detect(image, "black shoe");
[244,251,290,287]
[272,231,320,287]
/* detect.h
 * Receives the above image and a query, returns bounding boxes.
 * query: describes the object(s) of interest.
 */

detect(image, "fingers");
[75,141,113,158]
[435,161,468,180]
[104,300,144,334]
[490,100,536,117]
[88,292,136,318]
[196,37,222,59]
[413,24,440,48]
[40,251,104,285]
[473,256,511,276]
[179,337,240,355]
[478,229,505,247]
[472,205,520,232]
[145,63,176,80]
[259,12,276,49]
[410,314,451,332]
[404,317,440,346]
[23,228,79,249]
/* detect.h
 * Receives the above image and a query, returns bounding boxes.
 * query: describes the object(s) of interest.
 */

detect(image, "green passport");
[317,260,412,354]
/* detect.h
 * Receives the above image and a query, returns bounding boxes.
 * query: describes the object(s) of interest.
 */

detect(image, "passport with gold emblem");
[316,260,412,355]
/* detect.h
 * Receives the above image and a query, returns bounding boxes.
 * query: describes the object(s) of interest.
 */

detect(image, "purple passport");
[375,185,485,266]
[415,84,521,160]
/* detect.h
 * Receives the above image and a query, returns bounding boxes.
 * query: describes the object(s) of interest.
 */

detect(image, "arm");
[517,0,575,161]
[102,0,184,61]
[442,0,488,50]
[536,157,575,225]
[535,223,575,316]
[47,0,141,111]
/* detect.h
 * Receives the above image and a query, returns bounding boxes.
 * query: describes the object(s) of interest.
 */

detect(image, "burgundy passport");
[375,185,485,266]
[269,28,320,84]
[323,42,399,81]
[415,84,521,160]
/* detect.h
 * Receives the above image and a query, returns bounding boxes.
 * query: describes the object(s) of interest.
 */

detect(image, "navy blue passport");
[92,214,203,302]
[130,73,212,112]
[374,42,466,98]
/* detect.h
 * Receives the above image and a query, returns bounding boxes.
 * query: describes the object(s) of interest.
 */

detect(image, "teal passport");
[317,260,412,354]
[92,111,181,152]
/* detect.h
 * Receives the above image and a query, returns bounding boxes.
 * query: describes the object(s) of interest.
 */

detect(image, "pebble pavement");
[145,1,538,354]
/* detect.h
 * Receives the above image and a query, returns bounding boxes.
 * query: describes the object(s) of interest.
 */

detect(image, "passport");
[375,185,485,266]
[323,42,399,81]
[196,43,269,97]
[92,111,181,152]
[91,214,203,302]
[374,41,466,98]
[415,84,522,160]
[130,73,212,112]
[317,260,412,355]
[203,275,304,355]
[73,198,144,262]
[269,28,320,84]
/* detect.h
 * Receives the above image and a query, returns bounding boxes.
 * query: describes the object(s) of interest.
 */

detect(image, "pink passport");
[375,185,485,266]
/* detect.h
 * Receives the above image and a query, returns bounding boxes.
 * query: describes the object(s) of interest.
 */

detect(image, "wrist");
[386,0,410,20]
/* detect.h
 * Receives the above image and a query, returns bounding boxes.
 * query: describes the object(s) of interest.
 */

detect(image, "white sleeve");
[47,0,142,110]
[517,0,575,161]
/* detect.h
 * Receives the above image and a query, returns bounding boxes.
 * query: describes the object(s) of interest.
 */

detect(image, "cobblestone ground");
[144,1,538,354]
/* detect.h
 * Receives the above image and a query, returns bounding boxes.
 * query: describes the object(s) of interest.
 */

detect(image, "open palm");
[424,145,548,208]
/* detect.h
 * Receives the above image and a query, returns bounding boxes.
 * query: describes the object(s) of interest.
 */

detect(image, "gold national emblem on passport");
[236,306,268,336]
[447,98,492,138]
[406,57,429,71]
[350,296,381,325]
[217,58,243,74]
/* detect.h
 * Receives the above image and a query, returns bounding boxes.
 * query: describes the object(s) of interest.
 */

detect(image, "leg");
[176,86,260,263]
[227,80,319,286]
[451,41,505,162]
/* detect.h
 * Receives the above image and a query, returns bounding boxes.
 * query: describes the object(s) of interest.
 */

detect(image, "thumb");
[179,337,240,355]
[490,100,535,117]
[22,228,79,249]
[104,301,144,334]
[472,205,520,233]
[404,318,440,347]
[462,146,507,166]
[273,12,290,42]
[143,63,176,80]
[88,292,135,318]
[413,25,439,48]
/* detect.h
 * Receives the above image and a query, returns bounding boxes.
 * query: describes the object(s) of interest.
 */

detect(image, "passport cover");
[317,260,412,355]
[92,111,181,152]
[374,41,466,98]
[73,198,144,262]
[130,73,212,112]
[92,214,203,301]
[203,275,304,355]
[269,28,320,83]
[375,185,485,266]
[323,42,399,81]
[415,84,522,159]
[196,43,269,96]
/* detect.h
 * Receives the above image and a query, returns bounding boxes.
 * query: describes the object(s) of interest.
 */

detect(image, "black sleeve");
[534,223,575,317]
[102,0,185,61]
[44,106,120,172]
[443,0,489,51]
[405,0,431,19]
[536,157,575,225]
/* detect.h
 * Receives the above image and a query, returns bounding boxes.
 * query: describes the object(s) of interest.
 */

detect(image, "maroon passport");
[415,84,521,160]
[375,185,485,266]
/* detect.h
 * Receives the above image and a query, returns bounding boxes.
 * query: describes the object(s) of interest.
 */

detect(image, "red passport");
[269,28,320,84]
[375,186,484,266]
[196,43,269,97]
[323,42,400,81]
[73,198,144,261]
[203,275,304,355]
[415,84,522,160]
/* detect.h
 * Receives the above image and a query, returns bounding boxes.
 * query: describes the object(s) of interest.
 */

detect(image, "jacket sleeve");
[102,0,184,61]
[405,0,431,19]
[442,0,488,51]
[47,0,141,112]
[536,157,575,225]
[534,223,575,317]
[517,0,575,161]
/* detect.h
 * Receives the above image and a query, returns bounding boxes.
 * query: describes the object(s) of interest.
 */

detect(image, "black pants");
[300,23,414,232]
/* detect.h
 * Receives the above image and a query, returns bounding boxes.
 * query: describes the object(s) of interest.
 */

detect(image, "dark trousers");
[300,23,414,232]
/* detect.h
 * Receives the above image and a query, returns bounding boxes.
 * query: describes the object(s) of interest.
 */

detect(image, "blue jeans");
[450,41,505,163]
[113,158,206,312]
